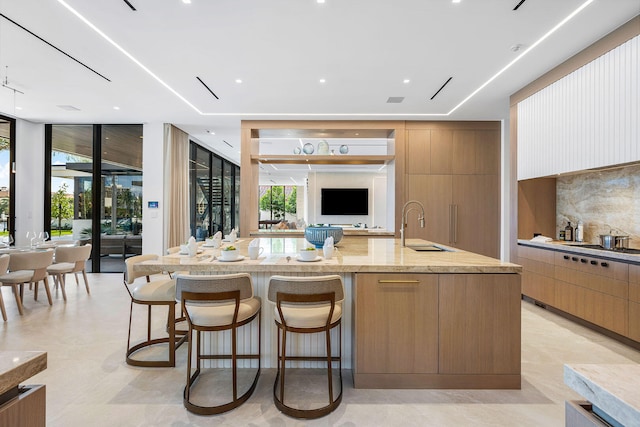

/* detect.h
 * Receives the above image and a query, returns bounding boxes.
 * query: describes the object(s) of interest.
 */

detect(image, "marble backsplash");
[557,163,640,248]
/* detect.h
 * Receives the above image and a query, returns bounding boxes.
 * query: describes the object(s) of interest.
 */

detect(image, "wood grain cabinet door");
[629,265,640,342]
[354,273,438,374]
[438,274,521,375]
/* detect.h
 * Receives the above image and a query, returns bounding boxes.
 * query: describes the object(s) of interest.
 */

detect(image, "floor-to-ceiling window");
[0,116,15,244]
[189,142,239,239]
[48,124,143,273]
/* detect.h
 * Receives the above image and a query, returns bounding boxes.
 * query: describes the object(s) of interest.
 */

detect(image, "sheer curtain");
[164,124,190,248]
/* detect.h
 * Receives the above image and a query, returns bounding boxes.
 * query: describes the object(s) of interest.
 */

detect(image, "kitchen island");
[136,237,522,389]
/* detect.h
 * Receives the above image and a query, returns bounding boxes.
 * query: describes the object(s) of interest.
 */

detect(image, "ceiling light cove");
[56,0,596,117]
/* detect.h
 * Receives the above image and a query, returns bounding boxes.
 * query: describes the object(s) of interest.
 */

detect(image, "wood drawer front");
[555,266,628,299]
[554,251,629,281]
[555,281,628,335]
[630,265,640,304]
[519,256,555,277]
[522,271,555,305]
[629,301,640,342]
[439,274,521,375]
[355,273,439,374]
[518,245,555,264]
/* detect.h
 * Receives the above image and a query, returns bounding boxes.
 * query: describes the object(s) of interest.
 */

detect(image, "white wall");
[142,123,166,255]
[307,171,386,227]
[14,118,45,247]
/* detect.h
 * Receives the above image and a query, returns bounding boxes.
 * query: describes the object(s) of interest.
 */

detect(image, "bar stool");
[123,254,186,367]
[176,273,261,415]
[267,274,344,419]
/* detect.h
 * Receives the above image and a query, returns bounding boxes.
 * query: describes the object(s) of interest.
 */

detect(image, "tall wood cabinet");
[405,123,500,258]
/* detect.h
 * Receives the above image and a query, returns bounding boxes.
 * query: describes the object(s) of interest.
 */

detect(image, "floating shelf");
[252,155,394,165]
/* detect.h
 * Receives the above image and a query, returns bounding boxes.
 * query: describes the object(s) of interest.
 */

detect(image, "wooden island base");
[353,273,521,389]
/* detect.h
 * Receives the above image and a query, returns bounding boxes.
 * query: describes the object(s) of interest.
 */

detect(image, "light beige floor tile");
[1,273,639,426]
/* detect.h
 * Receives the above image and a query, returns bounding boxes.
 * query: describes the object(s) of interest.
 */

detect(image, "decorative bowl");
[304,226,343,248]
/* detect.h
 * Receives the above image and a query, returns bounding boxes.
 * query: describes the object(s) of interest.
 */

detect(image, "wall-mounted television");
[321,188,369,215]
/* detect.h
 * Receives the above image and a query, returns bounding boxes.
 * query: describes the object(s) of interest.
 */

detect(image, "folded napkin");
[212,231,222,240]
[249,238,259,247]
[323,236,334,248]
[530,235,553,243]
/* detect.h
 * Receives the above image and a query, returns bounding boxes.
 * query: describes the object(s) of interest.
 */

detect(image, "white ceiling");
[1,0,638,179]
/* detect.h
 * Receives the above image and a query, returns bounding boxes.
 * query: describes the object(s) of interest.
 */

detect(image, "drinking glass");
[1,234,13,246]
[40,231,50,241]
[26,231,37,247]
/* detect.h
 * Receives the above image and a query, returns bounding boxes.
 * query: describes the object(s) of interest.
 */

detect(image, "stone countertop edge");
[518,239,640,264]
[0,351,47,395]
[564,364,640,427]
[139,238,522,274]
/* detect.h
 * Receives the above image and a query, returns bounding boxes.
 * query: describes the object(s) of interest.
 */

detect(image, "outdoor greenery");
[259,186,297,220]
[51,183,74,237]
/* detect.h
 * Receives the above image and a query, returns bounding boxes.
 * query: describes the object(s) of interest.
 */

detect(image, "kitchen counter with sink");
[136,237,522,389]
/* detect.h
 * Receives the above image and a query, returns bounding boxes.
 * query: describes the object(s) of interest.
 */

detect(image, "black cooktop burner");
[567,244,640,255]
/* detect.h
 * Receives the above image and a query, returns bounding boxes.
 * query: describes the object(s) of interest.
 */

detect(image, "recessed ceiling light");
[319,78,326,83]
[182,0,192,4]
[15,106,22,110]
[113,106,120,110]
[317,0,326,3]
[452,0,461,3]
[206,130,215,135]
[403,79,410,84]
[235,79,242,83]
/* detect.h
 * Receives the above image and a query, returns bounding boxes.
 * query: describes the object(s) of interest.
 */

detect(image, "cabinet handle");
[590,260,597,265]
[580,258,587,263]
[448,205,454,244]
[601,262,609,268]
[453,204,458,244]
[571,257,578,262]
[377,280,420,285]
[563,255,570,260]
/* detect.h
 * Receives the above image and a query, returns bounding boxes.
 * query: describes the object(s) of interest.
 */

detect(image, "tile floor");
[1,273,639,426]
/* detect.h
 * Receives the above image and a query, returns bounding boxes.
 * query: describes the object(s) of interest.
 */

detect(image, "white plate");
[218,255,245,262]
[179,249,203,255]
[296,256,322,262]
[202,243,220,248]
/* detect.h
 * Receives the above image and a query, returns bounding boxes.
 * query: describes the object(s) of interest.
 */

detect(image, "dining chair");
[267,274,344,419]
[176,273,261,415]
[47,244,92,301]
[0,254,11,321]
[0,250,55,315]
[123,254,186,367]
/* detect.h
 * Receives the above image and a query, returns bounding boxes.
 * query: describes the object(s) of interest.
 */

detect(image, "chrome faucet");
[401,200,425,247]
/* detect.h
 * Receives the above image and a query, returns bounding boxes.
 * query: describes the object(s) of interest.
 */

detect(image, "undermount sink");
[406,244,453,252]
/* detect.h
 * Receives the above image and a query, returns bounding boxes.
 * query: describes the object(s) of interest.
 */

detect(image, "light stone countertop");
[564,364,640,427]
[0,351,47,395]
[518,239,640,264]
[137,237,521,274]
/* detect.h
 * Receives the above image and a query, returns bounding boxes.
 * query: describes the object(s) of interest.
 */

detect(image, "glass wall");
[49,124,143,273]
[0,116,14,244]
[190,142,239,239]
[258,185,299,228]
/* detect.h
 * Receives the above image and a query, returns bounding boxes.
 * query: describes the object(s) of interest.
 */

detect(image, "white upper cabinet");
[518,35,639,180]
